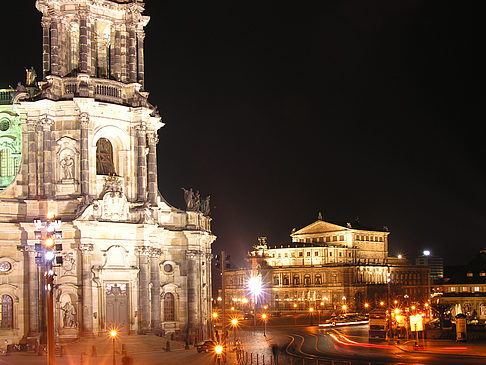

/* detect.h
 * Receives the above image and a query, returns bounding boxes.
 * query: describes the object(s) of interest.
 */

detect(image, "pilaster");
[80,243,94,335]
[136,122,147,202]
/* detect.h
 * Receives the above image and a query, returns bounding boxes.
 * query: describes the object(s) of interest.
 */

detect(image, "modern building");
[434,250,486,321]
[416,251,444,283]
[0,0,215,346]
[225,218,429,312]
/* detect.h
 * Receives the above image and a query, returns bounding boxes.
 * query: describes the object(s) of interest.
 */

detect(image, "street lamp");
[261,313,267,336]
[231,318,238,342]
[110,330,117,365]
[248,276,262,327]
[309,307,314,326]
[215,344,224,364]
[33,213,63,365]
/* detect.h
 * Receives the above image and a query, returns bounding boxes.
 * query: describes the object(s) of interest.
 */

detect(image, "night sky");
[1,1,483,267]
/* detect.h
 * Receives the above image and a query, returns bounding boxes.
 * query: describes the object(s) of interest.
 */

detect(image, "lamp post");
[309,307,314,326]
[248,276,262,327]
[34,213,63,365]
[231,318,238,342]
[262,313,267,336]
[110,330,117,365]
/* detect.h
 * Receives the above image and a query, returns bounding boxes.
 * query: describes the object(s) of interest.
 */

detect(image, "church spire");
[35,0,150,103]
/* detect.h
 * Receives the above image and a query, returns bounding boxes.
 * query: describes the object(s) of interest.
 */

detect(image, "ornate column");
[114,26,122,80]
[186,250,202,335]
[137,247,151,333]
[24,247,40,335]
[136,122,147,202]
[136,32,145,88]
[27,119,38,198]
[41,18,51,78]
[128,25,137,82]
[41,116,54,198]
[147,132,158,205]
[80,243,94,335]
[50,15,60,76]
[79,113,90,197]
[79,10,89,74]
[150,248,161,330]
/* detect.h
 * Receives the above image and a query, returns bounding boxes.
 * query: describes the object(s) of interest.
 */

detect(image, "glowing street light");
[309,307,314,326]
[380,301,384,306]
[110,330,117,365]
[248,275,262,326]
[214,344,224,364]
[231,318,238,341]
[364,303,369,310]
[212,312,218,319]
[262,313,268,336]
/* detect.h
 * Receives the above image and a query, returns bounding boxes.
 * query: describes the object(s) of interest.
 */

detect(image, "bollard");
[263,354,264,364]
[270,355,272,365]
[251,352,253,365]
[257,353,259,365]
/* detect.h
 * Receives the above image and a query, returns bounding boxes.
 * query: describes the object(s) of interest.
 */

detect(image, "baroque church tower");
[0,0,215,344]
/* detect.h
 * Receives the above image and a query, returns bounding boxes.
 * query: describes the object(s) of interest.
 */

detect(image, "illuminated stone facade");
[0,88,21,191]
[0,0,215,346]
[225,219,428,312]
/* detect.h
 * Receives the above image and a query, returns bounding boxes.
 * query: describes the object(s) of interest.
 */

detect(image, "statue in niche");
[61,300,77,328]
[60,154,74,180]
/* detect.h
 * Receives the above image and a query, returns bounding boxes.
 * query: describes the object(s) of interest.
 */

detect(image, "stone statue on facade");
[182,188,195,211]
[61,300,77,328]
[200,195,211,215]
[25,67,37,87]
[60,154,74,180]
[194,191,201,211]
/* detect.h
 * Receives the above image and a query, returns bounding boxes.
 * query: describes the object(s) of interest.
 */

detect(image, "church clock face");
[0,93,22,193]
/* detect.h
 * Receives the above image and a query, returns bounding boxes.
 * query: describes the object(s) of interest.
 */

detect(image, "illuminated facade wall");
[0,0,215,347]
[0,89,21,192]
[225,221,428,312]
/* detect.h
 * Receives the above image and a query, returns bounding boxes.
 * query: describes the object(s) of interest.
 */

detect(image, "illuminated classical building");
[0,0,215,345]
[225,218,428,311]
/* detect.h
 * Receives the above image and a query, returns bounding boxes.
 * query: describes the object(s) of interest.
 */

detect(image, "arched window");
[164,293,175,322]
[0,295,13,329]
[96,138,116,175]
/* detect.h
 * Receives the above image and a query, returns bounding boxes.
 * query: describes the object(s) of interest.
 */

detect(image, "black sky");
[2,1,483,267]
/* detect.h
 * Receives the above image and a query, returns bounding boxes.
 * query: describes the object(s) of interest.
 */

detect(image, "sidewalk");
[395,338,486,358]
[0,335,238,365]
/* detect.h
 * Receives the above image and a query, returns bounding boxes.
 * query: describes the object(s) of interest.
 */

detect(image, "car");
[196,340,216,353]
[243,313,254,320]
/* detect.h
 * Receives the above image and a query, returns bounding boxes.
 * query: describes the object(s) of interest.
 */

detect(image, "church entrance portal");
[105,283,129,332]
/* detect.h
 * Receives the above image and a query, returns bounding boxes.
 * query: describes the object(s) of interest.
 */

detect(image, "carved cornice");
[135,246,152,256]
[40,115,54,131]
[186,249,203,260]
[79,243,94,252]
[79,112,90,128]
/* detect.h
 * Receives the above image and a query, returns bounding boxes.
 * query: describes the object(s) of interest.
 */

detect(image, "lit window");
[474,287,480,292]
[306,252,311,257]
[480,272,486,277]
[467,272,473,277]
[0,294,13,329]
[314,251,319,256]
[96,138,116,175]
[299,252,303,257]
[164,293,175,321]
